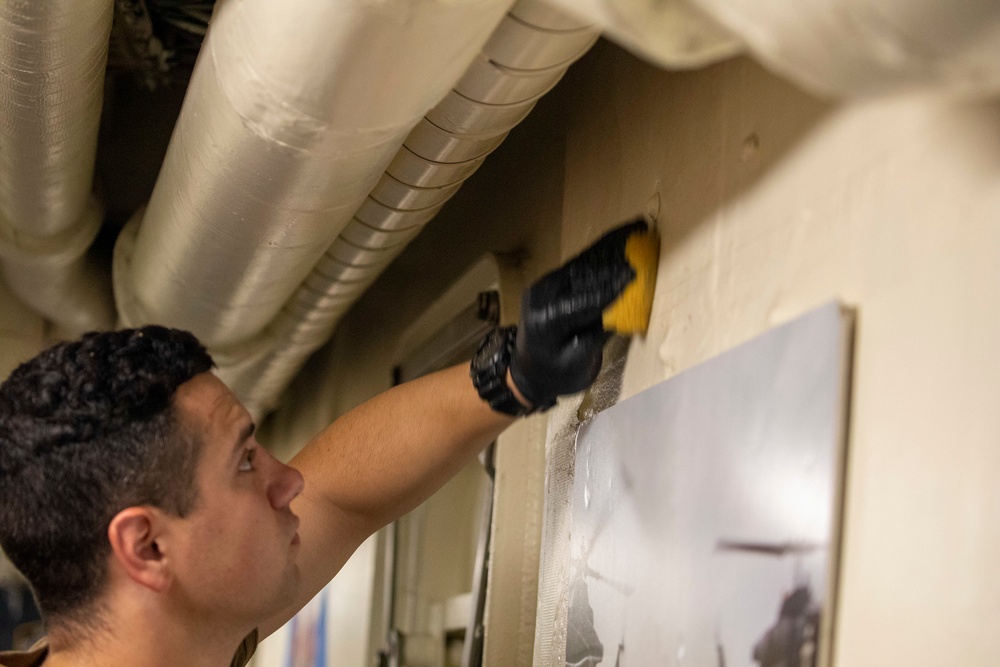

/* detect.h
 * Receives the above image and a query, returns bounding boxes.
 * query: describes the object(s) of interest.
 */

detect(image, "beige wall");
[562,45,1000,666]
[264,38,1000,667]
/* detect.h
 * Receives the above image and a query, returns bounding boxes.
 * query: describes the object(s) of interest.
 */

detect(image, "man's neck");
[42,599,251,667]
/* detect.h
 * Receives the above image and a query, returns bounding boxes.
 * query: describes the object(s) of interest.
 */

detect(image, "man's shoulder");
[0,638,48,667]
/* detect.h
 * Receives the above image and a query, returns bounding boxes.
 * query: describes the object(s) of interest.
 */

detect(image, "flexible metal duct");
[0,0,115,332]
[215,0,601,418]
[114,0,515,349]
[546,0,1000,96]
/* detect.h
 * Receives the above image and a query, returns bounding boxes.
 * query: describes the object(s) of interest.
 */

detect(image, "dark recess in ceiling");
[92,1,214,259]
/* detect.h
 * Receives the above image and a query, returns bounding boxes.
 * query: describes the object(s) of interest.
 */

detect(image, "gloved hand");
[509,219,644,411]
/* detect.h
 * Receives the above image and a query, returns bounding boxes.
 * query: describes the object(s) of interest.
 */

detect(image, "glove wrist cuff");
[471,326,543,417]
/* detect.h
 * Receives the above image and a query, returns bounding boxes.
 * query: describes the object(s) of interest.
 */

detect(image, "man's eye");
[238,448,256,472]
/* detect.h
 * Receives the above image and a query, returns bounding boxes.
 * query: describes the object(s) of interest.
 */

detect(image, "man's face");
[167,372,304,626]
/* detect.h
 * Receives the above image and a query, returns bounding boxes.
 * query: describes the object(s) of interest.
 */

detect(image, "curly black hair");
[0,326,213,623]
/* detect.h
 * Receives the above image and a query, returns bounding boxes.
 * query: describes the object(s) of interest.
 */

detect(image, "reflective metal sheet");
[566,303,852,666]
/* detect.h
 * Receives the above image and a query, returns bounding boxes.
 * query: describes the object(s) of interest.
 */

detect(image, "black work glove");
[509,220,644,410]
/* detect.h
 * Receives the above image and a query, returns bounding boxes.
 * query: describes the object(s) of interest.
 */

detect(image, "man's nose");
[268,458,305,509]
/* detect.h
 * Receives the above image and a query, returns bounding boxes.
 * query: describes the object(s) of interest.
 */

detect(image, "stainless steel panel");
[565,303,852,666]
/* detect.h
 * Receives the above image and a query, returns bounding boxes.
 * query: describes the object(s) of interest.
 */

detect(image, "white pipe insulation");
[544,0,1000,97]
[215,0,601,418]
[115,0,515,349]
[0,0,115,333]
[532,0,744,69]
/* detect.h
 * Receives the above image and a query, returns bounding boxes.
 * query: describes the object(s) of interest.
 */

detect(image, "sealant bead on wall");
[509,0,594,31]
[404,118,510,163]
[454,52,567,105]
[482,16,599,70]
[340,219,426,249]
[355,197,444,231]
[386,146,487,189]
[424,89,538,136]
[369,172,464,211]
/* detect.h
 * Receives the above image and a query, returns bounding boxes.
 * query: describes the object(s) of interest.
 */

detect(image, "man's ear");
[107,507,172,593]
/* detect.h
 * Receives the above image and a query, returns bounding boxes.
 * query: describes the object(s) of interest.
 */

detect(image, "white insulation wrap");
[692,0,1000,96]
[118,0,514,349]
[217,0,600,418]
[0,0,115,333]
[539,0,744,69]
[545,0,1000,96]
[0,0,111,237]
[0,199,113,333]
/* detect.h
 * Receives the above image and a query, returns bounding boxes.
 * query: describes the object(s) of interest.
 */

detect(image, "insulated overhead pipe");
[545,0,1000,96]
[215,0,601,418]
[692,0,1000,96]
[0,0,116,333]
[115,0,515,349]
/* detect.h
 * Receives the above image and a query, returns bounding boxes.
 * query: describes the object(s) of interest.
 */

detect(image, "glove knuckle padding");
[512,219,645,408]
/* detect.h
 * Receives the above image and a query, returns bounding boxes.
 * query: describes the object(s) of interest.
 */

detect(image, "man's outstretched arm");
[258,364,516,637]
[257,221,643,638]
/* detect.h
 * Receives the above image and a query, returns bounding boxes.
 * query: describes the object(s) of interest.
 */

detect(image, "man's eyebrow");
[231,421,256,456]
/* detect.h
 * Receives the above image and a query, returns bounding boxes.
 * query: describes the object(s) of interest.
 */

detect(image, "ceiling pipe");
[214,0,601,418]
[544,0,1000,96]
[0,0,116,333]
[529,0,743,69]
[114,0,515,349]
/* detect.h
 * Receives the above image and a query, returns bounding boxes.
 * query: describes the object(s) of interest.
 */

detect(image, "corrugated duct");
[0,0,115,333]
[114,0,515,350]
[213,0,601,418]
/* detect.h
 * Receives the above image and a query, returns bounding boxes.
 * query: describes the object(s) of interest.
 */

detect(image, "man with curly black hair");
[0,239,634,667]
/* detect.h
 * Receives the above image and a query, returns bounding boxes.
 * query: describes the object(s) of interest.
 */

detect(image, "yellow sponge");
[602,228,660,336]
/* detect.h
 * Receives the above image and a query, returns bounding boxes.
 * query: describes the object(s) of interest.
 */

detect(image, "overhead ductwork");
[546,0,1000,97]
[3,0,985,419]
[0,0,115,333]
[114,0,515,350]
[111,0,599,418]
[533,0,743,69]
[212,1,601,418]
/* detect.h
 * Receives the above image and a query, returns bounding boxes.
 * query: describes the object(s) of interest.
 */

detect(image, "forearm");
[290,363,514,532]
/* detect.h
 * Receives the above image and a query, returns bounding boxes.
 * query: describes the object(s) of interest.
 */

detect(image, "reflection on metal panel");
[567,302,852,667]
